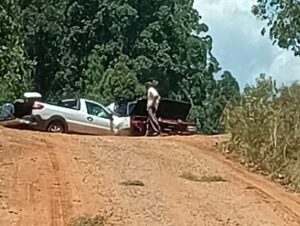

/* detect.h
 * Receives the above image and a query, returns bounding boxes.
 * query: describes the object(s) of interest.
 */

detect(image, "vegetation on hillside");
[223,74,300,191]
[222,0,300,191]
[0,0,240,134]
[0,0,34,100]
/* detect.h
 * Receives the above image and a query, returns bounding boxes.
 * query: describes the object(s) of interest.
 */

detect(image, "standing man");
[145,82,161,136]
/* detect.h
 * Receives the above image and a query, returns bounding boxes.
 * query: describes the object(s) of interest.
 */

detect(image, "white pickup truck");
[29,98,131,135]
[1,93,130,135]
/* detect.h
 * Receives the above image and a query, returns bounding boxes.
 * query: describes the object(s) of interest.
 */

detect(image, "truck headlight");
[187,126,197,132]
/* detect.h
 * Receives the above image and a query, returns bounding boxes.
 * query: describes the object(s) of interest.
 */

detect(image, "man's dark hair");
[145,81,153,89]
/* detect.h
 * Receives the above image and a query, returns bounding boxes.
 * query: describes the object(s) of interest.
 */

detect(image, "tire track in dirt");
[38,134,76,226]
[2,128,300,226]
[0,135,28,226]
[47,147,68,226]
[0,129,74,226]
[64,135,300,226]
[63,138,176,226]
[176,137,300,224]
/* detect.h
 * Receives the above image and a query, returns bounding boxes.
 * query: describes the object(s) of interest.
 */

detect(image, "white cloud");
[194,0,300,88]
[268,50,300,85]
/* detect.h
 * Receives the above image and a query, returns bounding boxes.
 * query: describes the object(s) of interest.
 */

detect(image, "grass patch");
[119,180,145,186]
[180,172,199,182]
[71,215,105,226]
[180,172,226,183]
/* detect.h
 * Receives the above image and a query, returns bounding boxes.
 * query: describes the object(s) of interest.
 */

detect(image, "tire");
[47,120,65,133]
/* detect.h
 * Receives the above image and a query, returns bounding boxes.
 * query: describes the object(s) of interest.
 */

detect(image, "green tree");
[21,0,66,97]
[52,0,220,98]
[218,71,240,102]
[0,0,33,101]
[13,0,240,134]
[83,52,143,104]
[252,0,300,56]
[192,71,240,134]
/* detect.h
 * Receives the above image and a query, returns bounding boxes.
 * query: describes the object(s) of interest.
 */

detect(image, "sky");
[194,0,300,88]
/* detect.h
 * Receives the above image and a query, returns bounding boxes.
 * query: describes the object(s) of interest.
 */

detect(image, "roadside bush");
[222,74,300,191]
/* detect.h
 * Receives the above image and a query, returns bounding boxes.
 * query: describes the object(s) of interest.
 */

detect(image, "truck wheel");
[47,121,64,133]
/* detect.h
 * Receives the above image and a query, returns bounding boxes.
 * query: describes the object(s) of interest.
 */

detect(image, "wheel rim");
[48,123,63,133]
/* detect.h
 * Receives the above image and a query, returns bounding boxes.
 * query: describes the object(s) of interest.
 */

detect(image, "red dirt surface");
[0,127,300,226]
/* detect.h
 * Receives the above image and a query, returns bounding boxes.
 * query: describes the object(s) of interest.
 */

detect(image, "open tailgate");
[0,104,35,127]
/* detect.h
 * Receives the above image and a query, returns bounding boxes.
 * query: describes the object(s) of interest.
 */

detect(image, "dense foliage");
[0,0,240,134]
[0,0,33,100]
[252,0,300,56]
[223,74,300,190]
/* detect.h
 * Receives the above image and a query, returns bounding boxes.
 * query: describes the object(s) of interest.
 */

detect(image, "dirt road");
[0,127,300,226]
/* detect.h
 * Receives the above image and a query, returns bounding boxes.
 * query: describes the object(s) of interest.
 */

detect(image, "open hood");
[130,98,192,120]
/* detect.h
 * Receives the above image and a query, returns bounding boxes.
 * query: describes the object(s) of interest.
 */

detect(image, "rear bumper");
[0,117,38,127]
[130,117,197,135]
[159,119,197,134]
[22,115,47,130]
[0,118,22,127]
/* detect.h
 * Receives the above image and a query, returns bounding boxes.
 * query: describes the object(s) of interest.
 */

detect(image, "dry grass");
[222,75,300,191]
[180,172,226,183]
[119,180,145,186]
[71,215,105,226]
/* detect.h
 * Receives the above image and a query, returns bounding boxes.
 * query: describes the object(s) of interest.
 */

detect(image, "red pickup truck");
[111,98,197,136]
